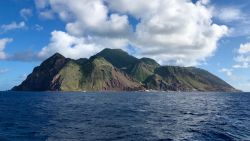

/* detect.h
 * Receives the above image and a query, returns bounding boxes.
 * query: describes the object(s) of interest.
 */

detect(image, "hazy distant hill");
[12,48,238,92]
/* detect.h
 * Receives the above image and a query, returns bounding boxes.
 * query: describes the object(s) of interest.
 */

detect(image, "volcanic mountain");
[12,48,238,92]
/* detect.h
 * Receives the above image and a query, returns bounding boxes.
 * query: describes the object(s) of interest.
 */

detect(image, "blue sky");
[0,0,250,91]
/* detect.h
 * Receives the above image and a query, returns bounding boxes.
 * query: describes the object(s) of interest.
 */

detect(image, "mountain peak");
[99,48,126,54]
[50,52,65,59]
[95,48,138,69]
[40,52,66,67]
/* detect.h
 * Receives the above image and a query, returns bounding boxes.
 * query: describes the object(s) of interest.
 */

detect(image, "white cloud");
[0,38,12,59]
[38,31,104,59]
[234,42,250,69]
[20,8,33,20]
[107,0,159,19]
[213,5,250,37]
[36,0,228,66]
[200,0,210,5]
[233,56,250,69]
[233,63,249,69]
[108,0,228,65]
[215,7,243,22]
[50,0,131,37]
[0,22,26,33]
[238,43,250,54]
[37,0,132,59]
[35,0,55,19]
[220,68,233,76]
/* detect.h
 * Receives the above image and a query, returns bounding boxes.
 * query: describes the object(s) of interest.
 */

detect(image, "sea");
[0,92,249,141]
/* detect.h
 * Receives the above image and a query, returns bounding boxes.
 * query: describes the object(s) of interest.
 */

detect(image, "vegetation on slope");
[12,49,238,92]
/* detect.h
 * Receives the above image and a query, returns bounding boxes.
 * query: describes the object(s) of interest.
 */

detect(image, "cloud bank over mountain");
[35,0,228,66]
[0,38,12,59]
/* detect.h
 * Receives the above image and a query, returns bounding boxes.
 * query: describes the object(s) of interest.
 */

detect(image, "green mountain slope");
[130,58,160,82]
[12,48,239,92]
[94,48,138,73]
[144,66,236,92]
[75,57,143,91]
[51,60,83,91]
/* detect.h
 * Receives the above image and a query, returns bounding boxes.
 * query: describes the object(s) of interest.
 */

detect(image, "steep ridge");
[130,58,160,82]
[144,66,236,92]
[12,53,68,91]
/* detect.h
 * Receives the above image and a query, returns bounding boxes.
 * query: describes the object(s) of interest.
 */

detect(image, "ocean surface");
[0,92,250,141]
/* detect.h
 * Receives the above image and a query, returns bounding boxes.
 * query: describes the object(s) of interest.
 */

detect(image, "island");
[12,48,238,92]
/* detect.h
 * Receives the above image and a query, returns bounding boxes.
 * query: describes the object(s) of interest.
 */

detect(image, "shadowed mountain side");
[12,48,239,92]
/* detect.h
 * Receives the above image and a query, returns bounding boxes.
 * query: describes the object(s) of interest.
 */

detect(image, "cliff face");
[12,53,68,91]
[12,48,238,92]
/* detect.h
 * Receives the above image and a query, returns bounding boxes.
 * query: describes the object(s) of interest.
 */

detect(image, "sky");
[0,0,250,91]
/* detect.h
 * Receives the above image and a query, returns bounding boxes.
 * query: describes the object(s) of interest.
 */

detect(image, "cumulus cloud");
[35,0,55,19]
[233,56,250,69]
[51,0,131,37]
[35,0,228,66]
[220,68,233,77]
[238,43,250,54]
[38,31,104,59]
[213,5,250,37]
[108,0,228,65]
[233,42,250,69]
[0,22,26,33]
[20,8,33,20]
[0,38,12,59]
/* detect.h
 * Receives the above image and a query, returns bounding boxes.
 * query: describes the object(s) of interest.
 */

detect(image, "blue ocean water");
[0,92,250,141]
